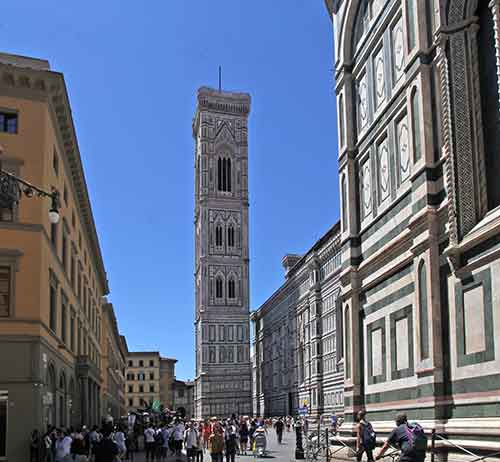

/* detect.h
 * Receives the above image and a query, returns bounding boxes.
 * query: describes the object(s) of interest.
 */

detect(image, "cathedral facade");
[252,224,344,419]
[326,0,500,447]
[192,87,252,418]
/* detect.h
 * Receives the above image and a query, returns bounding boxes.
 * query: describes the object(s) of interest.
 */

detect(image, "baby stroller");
[253,428,267,457]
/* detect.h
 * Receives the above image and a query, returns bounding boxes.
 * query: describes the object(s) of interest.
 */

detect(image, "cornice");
[193,86,251,136]
[0,61,109,295]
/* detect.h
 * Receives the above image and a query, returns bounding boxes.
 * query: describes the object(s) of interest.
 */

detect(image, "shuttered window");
[0,267,10,317]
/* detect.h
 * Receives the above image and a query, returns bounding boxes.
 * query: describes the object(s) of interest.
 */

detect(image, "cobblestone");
[127,431,297,462]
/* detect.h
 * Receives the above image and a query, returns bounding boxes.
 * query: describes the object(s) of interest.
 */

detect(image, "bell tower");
[193,87,252,418]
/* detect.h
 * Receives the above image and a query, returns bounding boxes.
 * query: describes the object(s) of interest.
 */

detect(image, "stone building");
[0,52,110,461]
[251,223,344,418]
[159,357,177,411]
[125,352,161,412]
[193,87,252,418]
[325,0,500,449]
[101,302,127,421]
[125,352,177,413]
[172,379,195,418]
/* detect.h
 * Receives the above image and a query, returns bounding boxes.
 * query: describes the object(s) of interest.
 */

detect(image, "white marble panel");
[374,46,386,108]
[396,317,409,370]
[361,158,372,219]
[391,17,405,84]
[397,116,410,183]
[372,328,383,376]
[464,285,486,355]
[377,138,390,203]
[358,72,369,131]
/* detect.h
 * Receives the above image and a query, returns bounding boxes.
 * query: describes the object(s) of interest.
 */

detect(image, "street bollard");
[318,418,321,451]
[326,428,330,462]
[296,421,305,459]
[431,429,436,462]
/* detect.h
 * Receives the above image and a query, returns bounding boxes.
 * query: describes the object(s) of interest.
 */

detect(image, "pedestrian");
[239,421,249,455]
[184,421,200,462]
[356,410,376,462]
[248,420,257,452]
[331,414,338,435]
[70,430,88,462]
[144,423,156,462]
[54,429,72,462]
[42,427,55,462]
[94,427,119,462]
[195,423,204,462]
[209,424,225,462]
[173,418,185,457]
[203,420,211,450]
[31,429,41,462]
[125,428,136,461]
[375,413,427,462]
[88,426,101,461]
[160,424,170,461]
[224,423,237,462]
[114,425,127,460]
[274,417,284,444]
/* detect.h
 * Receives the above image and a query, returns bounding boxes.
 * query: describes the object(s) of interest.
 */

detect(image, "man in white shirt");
[173,419,185,456]
[55,429,72,462]
[184,422,199,462]
[144,424,156,462]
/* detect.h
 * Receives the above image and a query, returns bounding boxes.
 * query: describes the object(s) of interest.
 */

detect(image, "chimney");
[282,254,302,278]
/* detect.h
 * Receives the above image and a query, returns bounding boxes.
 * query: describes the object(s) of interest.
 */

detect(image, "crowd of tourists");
[29,410,427,462]
[28,414,294,462]
[30,424,131,462]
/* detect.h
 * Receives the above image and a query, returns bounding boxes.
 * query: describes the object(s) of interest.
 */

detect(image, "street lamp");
[0,145,60,223]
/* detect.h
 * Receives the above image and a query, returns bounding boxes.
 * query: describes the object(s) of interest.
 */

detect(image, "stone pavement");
[128,430,297,462]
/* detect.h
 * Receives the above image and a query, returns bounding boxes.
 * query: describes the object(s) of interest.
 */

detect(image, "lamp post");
[0,145,60,224]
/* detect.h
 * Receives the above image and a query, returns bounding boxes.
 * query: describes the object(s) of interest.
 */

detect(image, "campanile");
[193,87,252,418]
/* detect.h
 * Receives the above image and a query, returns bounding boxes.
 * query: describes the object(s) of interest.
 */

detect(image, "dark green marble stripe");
[363,283,414,316]
[363,265,413,299]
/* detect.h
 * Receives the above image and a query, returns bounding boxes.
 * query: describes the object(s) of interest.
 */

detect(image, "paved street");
[129,431,297,462]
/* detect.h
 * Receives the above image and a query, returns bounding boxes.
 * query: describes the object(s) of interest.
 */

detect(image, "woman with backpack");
[356,410,376,462]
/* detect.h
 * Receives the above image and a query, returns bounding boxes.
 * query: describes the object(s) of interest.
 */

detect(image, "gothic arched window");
[215,225,223,247]
[228,278,236,299]
[227,225,235,248]
[217,157,232,192]
[477,2,500,210]
[215,277,223,299]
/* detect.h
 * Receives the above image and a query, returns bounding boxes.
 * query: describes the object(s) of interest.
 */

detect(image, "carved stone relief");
[374,46,386,109]
[397,115,410,183]
[361,158,372,219]
[377,138,390,203]
[358,72,369,131]
[392,17,405,84]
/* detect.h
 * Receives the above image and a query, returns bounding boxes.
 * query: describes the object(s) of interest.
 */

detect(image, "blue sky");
[3,1,339,380]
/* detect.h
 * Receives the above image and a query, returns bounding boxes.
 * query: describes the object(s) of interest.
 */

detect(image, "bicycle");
[376,449,401,462]
[304,431,333,462]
